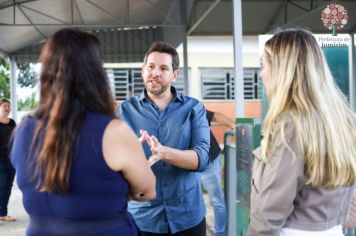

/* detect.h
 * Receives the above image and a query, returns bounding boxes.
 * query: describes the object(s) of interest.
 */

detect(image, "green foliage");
[17,63,37,88]
[0,59,38,109]
[0,57,10,98]
[17,92,38,111]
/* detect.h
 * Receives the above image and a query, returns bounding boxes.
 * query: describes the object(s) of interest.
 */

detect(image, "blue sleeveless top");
[11,112,139,236]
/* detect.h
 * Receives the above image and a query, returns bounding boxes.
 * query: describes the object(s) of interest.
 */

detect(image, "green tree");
[17,63,37,88]
[0,57,10,98]
[17,92,38,111]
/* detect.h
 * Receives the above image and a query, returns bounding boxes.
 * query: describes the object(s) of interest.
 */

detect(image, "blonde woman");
[247,29,356,236]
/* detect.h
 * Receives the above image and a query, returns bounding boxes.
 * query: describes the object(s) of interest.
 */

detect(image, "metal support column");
[233,0,244,118]
[224,130,237,236]
[181,0,189,95]
[182,34,189,95]
[349,33,355,111]
[229,0,244,235]
[9,58,17,121]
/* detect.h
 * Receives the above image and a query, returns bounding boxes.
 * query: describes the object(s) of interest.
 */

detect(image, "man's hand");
[138,129,153,146]
[138,131,165,167]
[148,136,166,166]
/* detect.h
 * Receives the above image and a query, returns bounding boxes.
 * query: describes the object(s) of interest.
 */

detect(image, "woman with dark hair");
[0,98,16,222]
[11,28,156,236]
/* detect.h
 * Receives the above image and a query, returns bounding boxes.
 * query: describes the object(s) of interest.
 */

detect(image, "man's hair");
[143,41,179,71]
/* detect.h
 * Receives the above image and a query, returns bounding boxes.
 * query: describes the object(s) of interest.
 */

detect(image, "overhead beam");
[265,0,287,33]
[0,0,39,10]
[74,0,84,24]
[163,0,179,25]
[16,2,47,39]
[13,1,15,24]
[0,48,9,57]
[267,0,328,33]
[187,0,221,35]
[280,1,328,29]
[71,0,74,24]
[0,23,183,27]
[86,0,125,24]
[21,5,70,24]
[145,0,176,24]
[287,0,309,12]
[126,0,130,24]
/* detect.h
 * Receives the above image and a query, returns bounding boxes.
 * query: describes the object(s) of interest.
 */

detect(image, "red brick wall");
[203,101,261,144]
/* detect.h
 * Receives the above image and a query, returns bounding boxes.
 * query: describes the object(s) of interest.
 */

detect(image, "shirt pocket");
[167,122,191,147]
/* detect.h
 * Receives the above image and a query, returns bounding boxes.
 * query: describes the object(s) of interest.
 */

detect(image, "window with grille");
[200,68,261,100]
[106,68,187,100]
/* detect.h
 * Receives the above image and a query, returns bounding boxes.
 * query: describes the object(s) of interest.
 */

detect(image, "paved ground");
[0,183,27,236]
[0,183,215,236]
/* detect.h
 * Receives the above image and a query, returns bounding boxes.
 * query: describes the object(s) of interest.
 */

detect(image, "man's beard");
[145,81,170,96]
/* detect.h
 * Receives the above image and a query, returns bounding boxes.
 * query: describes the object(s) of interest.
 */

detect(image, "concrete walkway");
[0,184,27,236]
[0,184,215,236]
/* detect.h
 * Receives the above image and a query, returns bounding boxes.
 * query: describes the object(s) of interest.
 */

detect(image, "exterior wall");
[177,36,260,100]
[204,100,261,145]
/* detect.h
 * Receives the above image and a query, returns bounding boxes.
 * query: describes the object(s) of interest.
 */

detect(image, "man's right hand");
[138,129,153,146]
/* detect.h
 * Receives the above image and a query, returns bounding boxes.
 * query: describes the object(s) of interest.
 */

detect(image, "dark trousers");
[0,161,15,216]
[141,218,206,236]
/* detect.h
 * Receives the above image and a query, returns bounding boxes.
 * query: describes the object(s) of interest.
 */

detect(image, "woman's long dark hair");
[35,28,115,194]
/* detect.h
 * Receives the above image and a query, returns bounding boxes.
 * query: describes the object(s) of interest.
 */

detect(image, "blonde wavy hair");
[262,29,356,188]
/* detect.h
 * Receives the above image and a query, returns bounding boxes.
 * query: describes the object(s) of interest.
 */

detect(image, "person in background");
[10,28,156,236]
[0,98,16,222]
[247,28,356,236]
[202,110,234,236]
[118,41,210,236]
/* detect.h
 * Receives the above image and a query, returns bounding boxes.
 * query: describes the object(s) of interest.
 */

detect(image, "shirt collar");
[138,86,184,103]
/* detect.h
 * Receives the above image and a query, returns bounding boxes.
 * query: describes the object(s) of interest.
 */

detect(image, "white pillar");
[233,0,244,118]
[227,1,243,236]
[181,0,189,96]
[349,33,355,111]
[190,66,201,99]
[9,58,17,121]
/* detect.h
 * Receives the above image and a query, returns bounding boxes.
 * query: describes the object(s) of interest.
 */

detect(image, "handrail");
[223,130,236,236]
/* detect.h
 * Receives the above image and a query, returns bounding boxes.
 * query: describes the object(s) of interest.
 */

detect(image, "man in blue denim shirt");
[118,41,210,236]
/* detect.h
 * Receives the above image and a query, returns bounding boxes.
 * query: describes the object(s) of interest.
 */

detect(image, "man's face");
[142,52,179,96]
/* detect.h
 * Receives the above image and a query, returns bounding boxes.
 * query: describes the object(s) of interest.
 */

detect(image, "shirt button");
[162,163,166,167]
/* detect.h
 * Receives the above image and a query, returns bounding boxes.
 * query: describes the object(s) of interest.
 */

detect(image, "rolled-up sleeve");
[190,103,210,172]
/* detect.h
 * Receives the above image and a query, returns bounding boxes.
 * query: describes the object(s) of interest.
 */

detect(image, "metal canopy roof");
[1,0,356,63]
[190,0,356,36]
[0,0,191,62]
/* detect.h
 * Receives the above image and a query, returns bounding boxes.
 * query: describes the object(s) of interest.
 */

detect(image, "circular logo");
[321,3,348,33]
